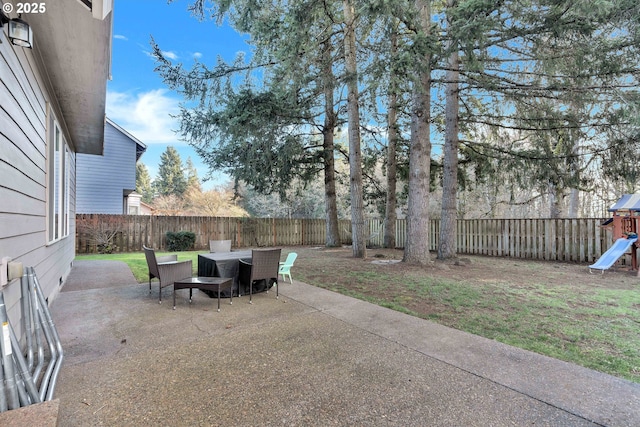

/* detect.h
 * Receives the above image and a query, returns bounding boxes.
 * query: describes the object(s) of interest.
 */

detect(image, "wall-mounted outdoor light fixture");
[0,12,33,48]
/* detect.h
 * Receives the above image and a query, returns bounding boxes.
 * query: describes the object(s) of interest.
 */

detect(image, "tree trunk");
[568,188,579,218]
[404,0,432,265]
[438,3,459,260]
[548,181,563,218]
[343,0,367,258]
[567,126,581,218]
[383,27,399,249]
[321,39,342,247]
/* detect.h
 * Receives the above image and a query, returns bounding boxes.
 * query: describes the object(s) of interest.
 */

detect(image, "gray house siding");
[0,37,75,336]
[76,120,138,214]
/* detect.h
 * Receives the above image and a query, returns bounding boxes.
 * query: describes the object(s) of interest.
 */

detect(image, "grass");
[76,250,205,282]
[432,283,633,380]
[75,248,640,383]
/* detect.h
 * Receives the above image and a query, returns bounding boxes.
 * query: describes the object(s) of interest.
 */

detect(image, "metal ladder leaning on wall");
[0,266,64,412]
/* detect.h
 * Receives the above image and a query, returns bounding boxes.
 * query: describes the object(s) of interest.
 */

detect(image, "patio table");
[198,251,252,297]
[173,277,233,311]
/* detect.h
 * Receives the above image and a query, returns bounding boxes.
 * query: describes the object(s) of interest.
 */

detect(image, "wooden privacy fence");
[76,215,352,253]
[77,215,613,263]
[367,217,612,263]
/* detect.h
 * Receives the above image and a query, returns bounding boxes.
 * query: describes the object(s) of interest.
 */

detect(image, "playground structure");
[589,194,640,274]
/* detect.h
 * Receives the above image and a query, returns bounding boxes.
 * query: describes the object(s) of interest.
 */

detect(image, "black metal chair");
[143,245,192,304]
[238,249,281,303]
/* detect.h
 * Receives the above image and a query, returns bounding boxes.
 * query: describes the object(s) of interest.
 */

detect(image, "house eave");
[26,0,113,155]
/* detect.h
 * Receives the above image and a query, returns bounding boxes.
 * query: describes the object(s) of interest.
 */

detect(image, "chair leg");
[249,281,253,304]
[275,280,279,299]
[158,283,162,304]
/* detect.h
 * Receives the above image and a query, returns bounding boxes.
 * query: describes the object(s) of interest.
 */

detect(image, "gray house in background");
[76,118,147,214]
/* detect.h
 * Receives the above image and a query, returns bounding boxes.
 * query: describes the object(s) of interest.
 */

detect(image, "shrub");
[166,231,196,252]
[78,221,121,254]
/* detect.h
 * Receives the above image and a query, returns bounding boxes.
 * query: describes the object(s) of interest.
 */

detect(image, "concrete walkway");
[45,260,640,426]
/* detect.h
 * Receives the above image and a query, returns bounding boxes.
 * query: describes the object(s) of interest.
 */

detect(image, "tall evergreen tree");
[403,0,434,266]
[185,157,202,192]
[449,0,640,218]
[343,0,367,258]
[136,162,154,203]
[154,0,345,247]
[383,24,400,250]
[154,146,187,197]
[438,0,460,260]
[320,36,342,247]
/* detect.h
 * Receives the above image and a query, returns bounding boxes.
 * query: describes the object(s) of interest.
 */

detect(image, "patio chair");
[278,252,298,283]
[143,245,193,304]
[209,239,232,253]
[238,248,281,303]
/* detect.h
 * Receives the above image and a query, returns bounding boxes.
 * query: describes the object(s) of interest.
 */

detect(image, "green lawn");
[76,250,205,283]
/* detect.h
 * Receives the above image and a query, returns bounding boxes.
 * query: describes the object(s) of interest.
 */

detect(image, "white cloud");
[114,34,128,40]
[162,50,179,60]
[106,89,183,144]
[193,52,203,59]
[106,89,228,190]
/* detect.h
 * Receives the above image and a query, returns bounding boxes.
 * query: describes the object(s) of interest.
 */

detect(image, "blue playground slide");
[589,237,638,272]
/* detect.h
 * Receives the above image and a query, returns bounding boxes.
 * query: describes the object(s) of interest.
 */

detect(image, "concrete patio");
[28,260,640,425]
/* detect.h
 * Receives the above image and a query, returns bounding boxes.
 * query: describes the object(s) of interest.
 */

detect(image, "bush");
[77,221,121,254]
[166,231,196,252]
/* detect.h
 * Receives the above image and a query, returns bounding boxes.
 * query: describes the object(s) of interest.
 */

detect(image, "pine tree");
[152,0,345,247]
[136,163,154,203]
[438,0,460,260]
[343,0,367,258]
[154,146,187,197]
[383,24,400,250]
[403,0,434,266]
[185,157,202,192]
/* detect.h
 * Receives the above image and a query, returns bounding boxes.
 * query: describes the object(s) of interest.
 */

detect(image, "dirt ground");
[292,245,639,287]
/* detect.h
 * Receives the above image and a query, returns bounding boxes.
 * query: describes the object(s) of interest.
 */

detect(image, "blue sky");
[106,1,249,190]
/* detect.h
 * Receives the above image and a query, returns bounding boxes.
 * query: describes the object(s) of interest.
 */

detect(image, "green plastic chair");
[278,252,298,283]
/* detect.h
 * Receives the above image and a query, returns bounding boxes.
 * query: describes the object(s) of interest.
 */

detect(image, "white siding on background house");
[0,33,74,334]
[76,120,139,214]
